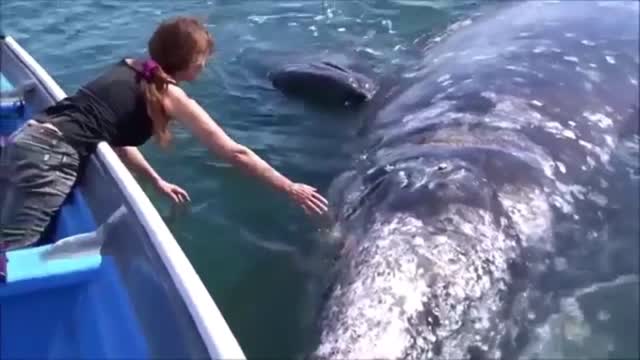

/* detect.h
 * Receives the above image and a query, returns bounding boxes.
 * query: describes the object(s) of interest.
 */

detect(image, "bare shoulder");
[164,83,209,127]
[162,83,238,151]
[166,83,188,100]
[164,84,191,114]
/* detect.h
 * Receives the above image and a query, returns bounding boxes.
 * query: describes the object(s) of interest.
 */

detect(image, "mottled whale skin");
[305,1,639,359]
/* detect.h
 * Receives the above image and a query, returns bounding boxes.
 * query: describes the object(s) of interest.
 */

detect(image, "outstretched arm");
[163,84,328,215]
[113,146,161,184]
[114,146,190,204]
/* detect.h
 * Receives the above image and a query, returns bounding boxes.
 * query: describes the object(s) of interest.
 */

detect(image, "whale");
[270,1,639,359]
[269,61,377,108]
[235,45,379,109]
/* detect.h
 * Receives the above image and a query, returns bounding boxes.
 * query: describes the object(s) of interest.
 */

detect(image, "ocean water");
[1,0,637,359]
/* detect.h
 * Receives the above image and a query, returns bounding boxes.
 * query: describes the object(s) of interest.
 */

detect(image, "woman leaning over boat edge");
[0,15,329,252]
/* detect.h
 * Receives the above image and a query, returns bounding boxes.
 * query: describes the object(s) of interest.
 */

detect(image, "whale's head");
[317,147,534,359]
[332,145,531,229]
[269,61,377,108]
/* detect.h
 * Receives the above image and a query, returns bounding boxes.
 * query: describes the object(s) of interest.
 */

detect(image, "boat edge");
[2,35,246,360]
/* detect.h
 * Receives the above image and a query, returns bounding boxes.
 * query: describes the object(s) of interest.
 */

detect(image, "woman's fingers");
[179,191,190,203]
[304,189,328,214]
[179,188,191,202]
[306,189,328,211]
[168,191,179,204]
[170,185,190,203]
[170,189,182,203]
[309,196,328,213]
[313,191,329,205]
[310,190,328,204]
[305,198,325,215]
[289,183,329,216]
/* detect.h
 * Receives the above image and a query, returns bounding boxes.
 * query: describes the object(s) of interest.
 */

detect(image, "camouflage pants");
[0,120,80,254]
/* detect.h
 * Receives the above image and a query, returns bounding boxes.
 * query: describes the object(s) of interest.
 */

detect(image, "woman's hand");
[287,183,329,216]
[154,178,191,204]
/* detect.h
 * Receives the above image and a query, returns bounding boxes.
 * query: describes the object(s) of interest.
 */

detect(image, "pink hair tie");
[140,59,159,81]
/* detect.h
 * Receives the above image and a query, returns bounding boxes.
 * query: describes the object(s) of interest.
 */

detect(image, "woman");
[0,16,329,251]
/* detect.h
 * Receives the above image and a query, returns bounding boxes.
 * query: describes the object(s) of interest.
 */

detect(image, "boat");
[0,34,246,359]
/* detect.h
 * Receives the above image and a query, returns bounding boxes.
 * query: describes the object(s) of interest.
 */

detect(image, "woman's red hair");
[130,16,214,147]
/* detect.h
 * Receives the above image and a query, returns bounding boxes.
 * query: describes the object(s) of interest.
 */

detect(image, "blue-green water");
[1,1,476,357]
[2,1,637,359]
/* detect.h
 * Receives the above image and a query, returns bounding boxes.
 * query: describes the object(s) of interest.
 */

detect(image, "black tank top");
[34,59,154,157]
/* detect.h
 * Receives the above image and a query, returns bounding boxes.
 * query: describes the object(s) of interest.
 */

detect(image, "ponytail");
[130,59,175,148]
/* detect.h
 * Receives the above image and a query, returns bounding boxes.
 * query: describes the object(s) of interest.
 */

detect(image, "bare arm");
[114,146,162,184]
[114,145,190,203]
[163,84,327,215]
[164,85,293,193]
